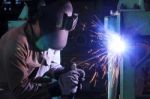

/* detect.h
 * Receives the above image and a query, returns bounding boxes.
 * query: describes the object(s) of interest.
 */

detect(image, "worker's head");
[26,0,78,50]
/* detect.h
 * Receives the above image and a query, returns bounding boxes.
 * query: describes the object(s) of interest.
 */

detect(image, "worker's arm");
[7,40,53,99]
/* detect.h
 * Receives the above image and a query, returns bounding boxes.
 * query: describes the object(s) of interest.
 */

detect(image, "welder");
[0,0,85,99]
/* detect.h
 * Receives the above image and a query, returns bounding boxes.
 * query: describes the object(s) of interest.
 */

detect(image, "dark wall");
[0,0,24,37]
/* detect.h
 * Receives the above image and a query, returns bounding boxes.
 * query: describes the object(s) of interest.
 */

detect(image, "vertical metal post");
[105,13,121,99]
[120,54,135,99]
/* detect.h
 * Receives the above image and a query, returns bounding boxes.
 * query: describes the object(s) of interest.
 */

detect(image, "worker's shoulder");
[1,25,28,44]
[0,26,29,53]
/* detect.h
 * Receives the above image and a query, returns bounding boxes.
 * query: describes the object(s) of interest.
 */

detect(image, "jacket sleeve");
[7,39,50,99]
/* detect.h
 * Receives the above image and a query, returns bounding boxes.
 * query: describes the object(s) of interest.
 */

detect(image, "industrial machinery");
[105,0,150,99]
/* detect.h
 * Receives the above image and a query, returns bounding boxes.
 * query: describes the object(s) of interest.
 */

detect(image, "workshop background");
[1,0,150,99]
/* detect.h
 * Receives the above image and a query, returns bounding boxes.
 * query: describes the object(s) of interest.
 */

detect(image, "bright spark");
[107,33,126,55]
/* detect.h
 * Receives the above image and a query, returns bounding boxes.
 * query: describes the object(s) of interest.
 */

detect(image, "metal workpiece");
[105,0,150,99]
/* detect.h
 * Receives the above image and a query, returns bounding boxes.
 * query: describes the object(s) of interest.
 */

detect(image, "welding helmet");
[26,0,78,50]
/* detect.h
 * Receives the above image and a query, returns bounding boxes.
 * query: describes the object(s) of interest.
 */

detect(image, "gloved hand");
[43,62,64,79]
[33,62,64,83]
[58,68,85,95]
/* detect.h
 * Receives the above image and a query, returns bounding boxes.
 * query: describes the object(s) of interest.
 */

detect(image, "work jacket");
[0,24,61,99]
